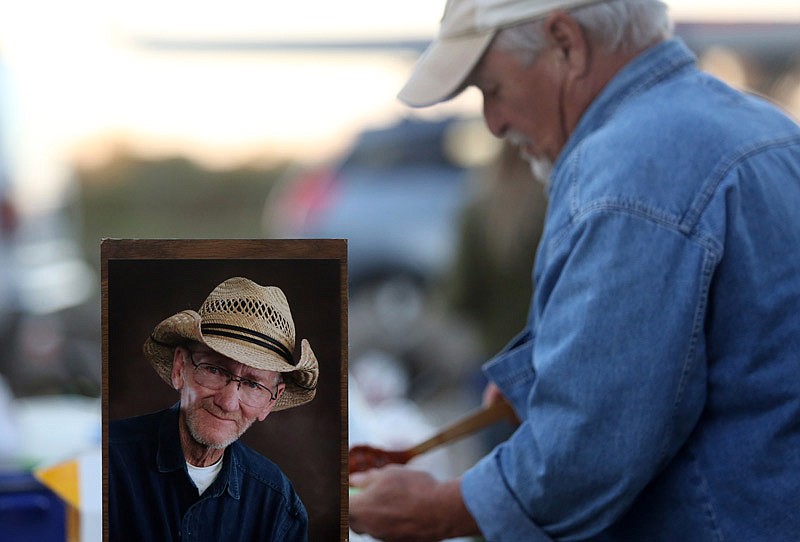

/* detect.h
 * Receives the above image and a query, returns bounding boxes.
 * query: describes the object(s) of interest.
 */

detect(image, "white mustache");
[504,130,531,148]
[504,130,537,163]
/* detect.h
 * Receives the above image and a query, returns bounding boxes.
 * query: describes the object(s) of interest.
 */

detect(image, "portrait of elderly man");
[349,0,800,541]
[109,276,319,542]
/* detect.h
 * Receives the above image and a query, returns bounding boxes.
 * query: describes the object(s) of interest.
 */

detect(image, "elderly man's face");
[473,44,568,171]
[171,345,284,451]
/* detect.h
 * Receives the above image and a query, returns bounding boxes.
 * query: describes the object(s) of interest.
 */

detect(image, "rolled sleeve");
[463,450,555,542]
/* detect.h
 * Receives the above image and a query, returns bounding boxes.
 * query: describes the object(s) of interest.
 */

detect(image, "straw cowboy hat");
[143,277,318,411]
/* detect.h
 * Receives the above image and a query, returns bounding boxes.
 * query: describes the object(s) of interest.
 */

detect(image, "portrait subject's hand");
[349,465,479,542]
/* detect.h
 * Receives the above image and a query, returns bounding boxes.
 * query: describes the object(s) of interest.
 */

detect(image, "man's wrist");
[435,478,480,539]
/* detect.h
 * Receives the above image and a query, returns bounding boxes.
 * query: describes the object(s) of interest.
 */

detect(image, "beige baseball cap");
[398,0,608,107]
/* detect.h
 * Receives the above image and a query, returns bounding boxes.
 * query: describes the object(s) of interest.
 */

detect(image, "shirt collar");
[156,403,187,473]
[205,444,242,500]
[551,38,697,190]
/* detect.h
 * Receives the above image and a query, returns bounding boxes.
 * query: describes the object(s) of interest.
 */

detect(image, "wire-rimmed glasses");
[188,351,278,408]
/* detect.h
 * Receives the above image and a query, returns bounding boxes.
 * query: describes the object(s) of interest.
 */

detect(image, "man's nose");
[214,379,242,411]
[483,97,507,138]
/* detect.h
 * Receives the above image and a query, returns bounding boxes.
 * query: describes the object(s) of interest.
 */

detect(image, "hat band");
[201,322,295,365]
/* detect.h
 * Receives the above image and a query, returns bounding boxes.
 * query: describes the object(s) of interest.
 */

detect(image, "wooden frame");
[101,239,348,541]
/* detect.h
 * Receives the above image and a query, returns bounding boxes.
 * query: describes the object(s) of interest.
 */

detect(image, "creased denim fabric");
[462,39,800,542]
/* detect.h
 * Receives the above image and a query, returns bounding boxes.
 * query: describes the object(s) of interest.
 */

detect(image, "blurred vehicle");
[263,116,498,394]
[265,116,494,284]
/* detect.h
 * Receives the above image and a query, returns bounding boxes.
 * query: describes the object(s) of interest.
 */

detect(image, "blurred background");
[0,0,798,540]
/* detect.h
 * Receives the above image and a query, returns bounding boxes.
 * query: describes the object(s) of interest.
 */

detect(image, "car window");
[341,121,457,170]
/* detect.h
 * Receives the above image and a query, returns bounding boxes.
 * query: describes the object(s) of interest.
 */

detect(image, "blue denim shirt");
[109,404,308,541]
[461,39,800,541]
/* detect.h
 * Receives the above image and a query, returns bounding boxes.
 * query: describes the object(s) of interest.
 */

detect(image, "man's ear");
[543,11,590,78]
[256,382,286,422]
[171,347,186,390]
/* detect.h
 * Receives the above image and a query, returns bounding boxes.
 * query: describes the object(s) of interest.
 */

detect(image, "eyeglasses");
[188,351,278,408]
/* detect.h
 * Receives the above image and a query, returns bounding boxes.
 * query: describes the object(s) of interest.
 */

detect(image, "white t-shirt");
[186,458,223,495]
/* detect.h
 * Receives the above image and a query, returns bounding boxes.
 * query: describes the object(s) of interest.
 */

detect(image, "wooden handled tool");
[349,399,517,474]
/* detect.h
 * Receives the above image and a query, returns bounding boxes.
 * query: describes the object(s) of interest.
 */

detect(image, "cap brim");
[398,29,495,108]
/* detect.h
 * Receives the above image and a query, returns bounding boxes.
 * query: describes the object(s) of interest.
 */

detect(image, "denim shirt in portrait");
[109,404,308,542]
[461,39,800,541]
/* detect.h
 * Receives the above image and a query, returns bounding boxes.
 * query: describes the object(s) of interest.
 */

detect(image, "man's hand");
[483,382,520,424]
[349,465,480,542]
[482,381,504,408]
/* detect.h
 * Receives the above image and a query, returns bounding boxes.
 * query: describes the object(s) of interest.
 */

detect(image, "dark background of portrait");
[102,239,346,542]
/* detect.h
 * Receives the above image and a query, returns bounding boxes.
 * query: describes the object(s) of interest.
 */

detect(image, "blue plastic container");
[0,471,65,542]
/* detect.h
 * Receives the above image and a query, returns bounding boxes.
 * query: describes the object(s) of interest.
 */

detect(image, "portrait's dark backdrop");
[102,239,346,542]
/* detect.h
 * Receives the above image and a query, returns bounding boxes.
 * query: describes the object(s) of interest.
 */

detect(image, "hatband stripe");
[201,323,295,365]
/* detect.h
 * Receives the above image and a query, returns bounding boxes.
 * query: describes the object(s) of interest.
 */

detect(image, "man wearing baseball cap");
[349,0,800,540]
[109,277,319,541]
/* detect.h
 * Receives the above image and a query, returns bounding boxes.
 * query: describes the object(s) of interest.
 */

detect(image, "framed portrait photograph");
[101,238,347,541]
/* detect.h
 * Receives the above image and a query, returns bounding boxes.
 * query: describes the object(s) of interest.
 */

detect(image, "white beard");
[504,131,552,188]
[527,155,553,188]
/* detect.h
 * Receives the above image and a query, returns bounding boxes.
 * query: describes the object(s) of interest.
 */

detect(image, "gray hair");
[492,0,673,66]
